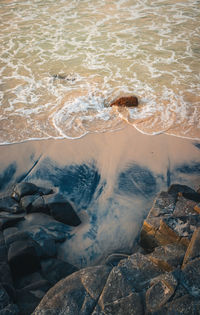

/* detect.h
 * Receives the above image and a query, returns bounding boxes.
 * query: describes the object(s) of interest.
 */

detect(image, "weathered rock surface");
[32,184,200,315]
[110,96,138,107]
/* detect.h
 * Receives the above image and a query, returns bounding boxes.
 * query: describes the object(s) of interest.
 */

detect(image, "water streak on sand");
[0,0,200,143]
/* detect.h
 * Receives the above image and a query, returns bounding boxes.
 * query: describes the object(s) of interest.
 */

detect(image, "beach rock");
[173,195,198,217]
[41,258,78,285]
[27,222,68,243]
[168,184,196,197]
[4,230,32,248]
[148,243,185,272]
[155,294,200,315]
[33,265,111,315]
[181,192,200,203]
[25,196,49,214]
[181,258,200,297]
[183,227,200,266]
[43,193,81,226]
[0,304,19,314]
[0,263,13,287]
[146,273,177,313]
[16,290,40,315]
[8,240,41,279]
[20,194,42,212]
[0,232,7,261]
[0,284,11,310]
[0,213,25,230]
[110,96,138,107]
[0,197,23,214]
[105,253,129,267]
[12,182,53,202]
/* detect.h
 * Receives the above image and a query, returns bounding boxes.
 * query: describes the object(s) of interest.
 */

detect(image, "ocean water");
[0,0,200,144]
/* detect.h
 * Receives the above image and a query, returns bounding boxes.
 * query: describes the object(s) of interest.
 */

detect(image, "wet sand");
[0,125,199,267]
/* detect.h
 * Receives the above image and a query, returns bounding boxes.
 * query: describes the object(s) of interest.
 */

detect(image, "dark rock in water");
[27,196,49,214]
[168,184,196,197]
[0,303,19,314]
[182,192,200,203]
[105,253,129,266]
[8,240,41,279]
[27,222,68,244]
[20,194,41,212]
[0,197,23,214]
[36,239,57,258]
[43,193,81,226]
[110,96,139,107]
[41,258,78,285]
[16,290,40,315]
[0,263,13,287]
[0,213,25,231]
[33,265,111,315]
[0,284,11,310]
[12,182,53,202]
[4,230,32,248]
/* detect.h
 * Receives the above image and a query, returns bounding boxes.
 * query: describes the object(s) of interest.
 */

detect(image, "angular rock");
[20,194,42,212]
[8,240,41,279]
[183,227,200,266]
[33,265,111,315]
[0,232,7,262]
[0,197,23,214]
[27,222,68,243]
[43,194,81,226]
[0,263,13,286]
[4,230,32,248]
[99,253,162,310]
[148,243,185,272]
[173,196,198,217]
[41,258,78,285]
[102,292,143,315]
[159,215,200,247]
[182,192,200,203]
[148,191,176,217]
[181,258,200,297]
[26,196,49,215]
[12,182,53,202]
[146,273,177,313]
[105,253,129,267]
[160,294,200,315]
[168,184,195,197]
[110,96,138,107]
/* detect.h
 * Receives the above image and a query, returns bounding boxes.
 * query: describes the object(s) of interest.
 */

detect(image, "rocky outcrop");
[0,181,81,314]
[110,96,138,107]
[33,184,200,315]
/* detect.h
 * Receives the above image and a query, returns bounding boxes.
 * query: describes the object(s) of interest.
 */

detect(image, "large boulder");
[33,265,111,315]
[27,194,81,226]
[0,197,23,214]
[8,240,41,279]
[110,96,138,107]
[41,258,78,285]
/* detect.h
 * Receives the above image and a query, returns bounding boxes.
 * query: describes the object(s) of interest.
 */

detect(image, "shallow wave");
[0,0,200,143]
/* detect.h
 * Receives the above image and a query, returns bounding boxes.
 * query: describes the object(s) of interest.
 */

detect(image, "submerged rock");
[110,96,138,107]
[12,182,53,202]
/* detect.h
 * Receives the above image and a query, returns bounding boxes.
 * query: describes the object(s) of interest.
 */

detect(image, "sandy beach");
[0,125,199,268]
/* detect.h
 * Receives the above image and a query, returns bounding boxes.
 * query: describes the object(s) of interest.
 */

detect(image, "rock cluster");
[0,181,80,314]
[33,184,200,315]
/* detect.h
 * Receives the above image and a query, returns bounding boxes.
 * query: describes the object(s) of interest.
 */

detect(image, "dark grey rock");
[4,231,32,248]
[20,194,42,212]
[159,294,200,315]
[8,240,41,279]
[148,243,186,272]
[105,253,129,267]
[27,223,68,244]
[0,263,13,286]
[43,194,81,226]
[149,191,176,217]
[146,273,177,313]
[0,304,19,314]
[168,184,195,197]
[0,284,10,310]
[26,196,49,215]
[16,290,40,315]
[181,258,200,297]
[33,265,111,315]
[0,213,25,231]
[182,192,200,203]
[0,197,23,214]
[14,272,45,290]
[183,227,200,265]
[41,258,78,285]
[12,182,53,202]
[173,196,198,217]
